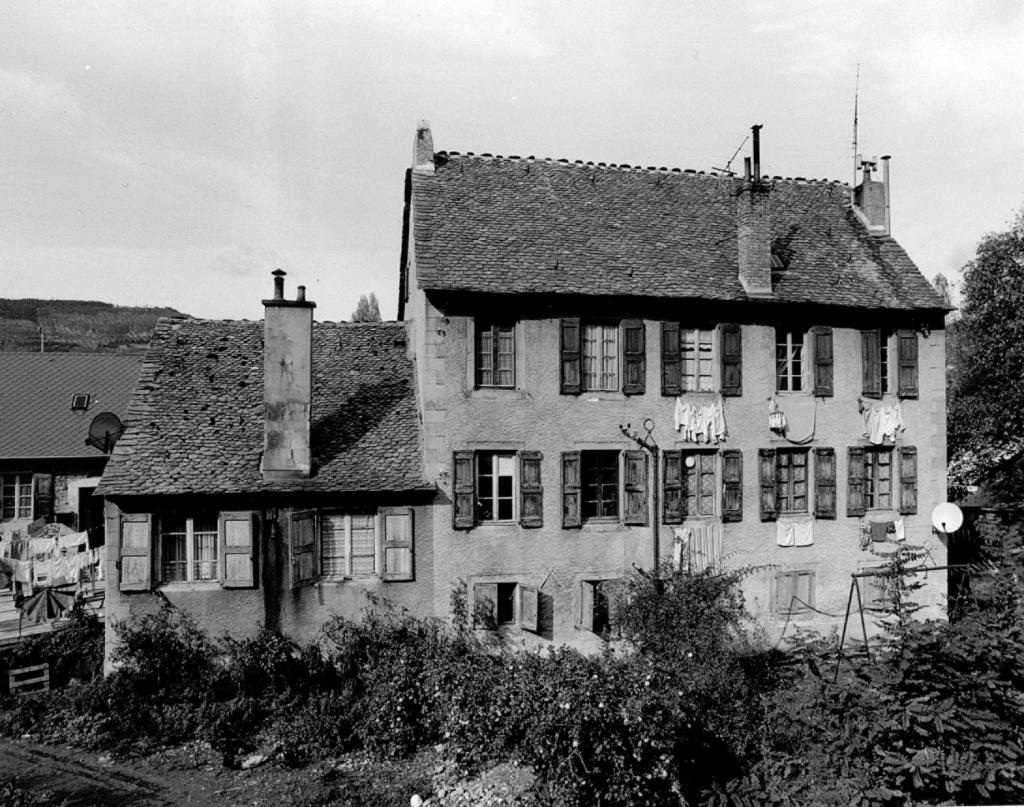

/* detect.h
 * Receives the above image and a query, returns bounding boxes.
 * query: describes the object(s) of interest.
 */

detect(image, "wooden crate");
[8,663,49,694]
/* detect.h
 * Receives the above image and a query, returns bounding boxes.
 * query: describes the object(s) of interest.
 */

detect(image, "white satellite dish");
[931,502,963,534]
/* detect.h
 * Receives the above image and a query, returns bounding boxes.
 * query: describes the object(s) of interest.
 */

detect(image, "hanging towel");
[29,537,56,558]
[780,397,817,444]
[673,527,691,571]
[870,521,889,542]
[712,399,727,442]
[13,560,33,584]
[793,521,814,546]
[776,521,795,547]
[58,532,88,549]
[32,558,54,585]
[893,518,906,542]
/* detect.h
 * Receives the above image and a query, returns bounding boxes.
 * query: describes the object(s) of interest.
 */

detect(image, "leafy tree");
[948,208,1024,493]
[351,293,381,322]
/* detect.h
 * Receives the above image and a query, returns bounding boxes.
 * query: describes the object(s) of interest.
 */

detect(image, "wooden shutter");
[382,507,414,581]
[32,474,54,519]
[519,585,539,632]
[812,327,834,397]
[602,579,625,636]
[289,510,316,588]
[814,448,836,519]
[662,450,683,525]
[722,449,743,523]
[452,450,476,530]
[219,511,256,589]
[562,451,581,528]
[119,513,152,592]
[661,321,682,396]
[560,318,582,394]
[623,450,648,526]
[899,446,918,515]
[578,581,596,631]
[795,571,815,610]
[519,451,544,528]
[847,447,866,517]
[758,448,777,522]
[775,572,795,614]
[473,582,498,628]
[622,320,646,395]
[897,330,919,398]
[721,323,742,396]
[861,330,882,398]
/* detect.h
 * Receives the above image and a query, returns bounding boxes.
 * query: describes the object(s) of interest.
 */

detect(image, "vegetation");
[1,566,1022,806]
[350,293,381,322]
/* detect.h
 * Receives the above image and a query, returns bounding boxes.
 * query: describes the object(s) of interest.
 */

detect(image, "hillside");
[0,299,187,353]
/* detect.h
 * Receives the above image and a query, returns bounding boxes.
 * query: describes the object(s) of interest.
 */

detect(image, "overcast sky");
[2,1,1022,321]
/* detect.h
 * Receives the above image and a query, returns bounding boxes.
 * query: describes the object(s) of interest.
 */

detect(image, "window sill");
[158,581,222,592]
[469,387,525,400]
[317,576,380,585]
[581,519,625,533]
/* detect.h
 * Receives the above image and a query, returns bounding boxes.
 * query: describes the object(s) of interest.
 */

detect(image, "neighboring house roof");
[98,318,428,496]
[411,152,947,311]
[0,353,142,460]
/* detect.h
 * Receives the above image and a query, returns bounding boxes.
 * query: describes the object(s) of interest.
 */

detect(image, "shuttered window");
[814,448,836,519]
[560,318,582,394]
[519,451,544,528]
[722,449,743,522]
[663,451,715,520]
[758,448,777,521]
[897,330,919,398]
[899,446,918,515]
[661,323,714,394]
[721,324,742,396]
[477,452,516,522]
[319,509,415,581]
[812,327,833,397]
[219,511,256,589]
[119,513,152,593]
[159,514,218,583]
[775,570,814,614]
[862,330,884,398]
[621,320,646,395]
[847,447,866,517]
[562,451,582,528]
[453,450,544,529]
[623,450,648,526]
[475,321,515,388]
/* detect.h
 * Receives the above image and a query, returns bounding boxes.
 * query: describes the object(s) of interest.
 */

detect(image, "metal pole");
[854,578,871,664]
[835,579,857,682]
[651,443,660,569]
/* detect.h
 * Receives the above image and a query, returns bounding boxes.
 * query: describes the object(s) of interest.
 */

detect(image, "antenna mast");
[712,134,749,176]
[852,63,860,186]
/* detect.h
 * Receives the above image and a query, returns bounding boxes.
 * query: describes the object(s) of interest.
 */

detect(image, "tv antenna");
[852,63,860,186]
[712,134,749,176]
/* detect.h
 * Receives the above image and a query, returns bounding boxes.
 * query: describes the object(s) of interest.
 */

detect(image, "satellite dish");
[931,502,963,534]
[85,412,123,454]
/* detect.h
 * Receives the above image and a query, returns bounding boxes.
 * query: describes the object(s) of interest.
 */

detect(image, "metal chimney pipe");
[296,285,306,303]
[752,124,763,179]
[744,156,751,182]
[881,155,891,235]
[272,269,286,301]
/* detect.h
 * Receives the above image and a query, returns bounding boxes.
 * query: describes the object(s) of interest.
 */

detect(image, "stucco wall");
[409,290,947,649]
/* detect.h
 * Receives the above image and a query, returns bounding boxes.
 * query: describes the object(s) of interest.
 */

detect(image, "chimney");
[736,124,772,297]
[262,269,316,481]
[853,155,888,234]
[413,120,434,174]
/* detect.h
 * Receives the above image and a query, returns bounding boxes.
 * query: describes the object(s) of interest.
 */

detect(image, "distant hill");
[0,299,188,353]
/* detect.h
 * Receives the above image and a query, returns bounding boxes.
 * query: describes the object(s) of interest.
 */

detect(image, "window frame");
[581,449,621,522]
[581,322,620,392]
[864,447,893,510]
[0,474,33,521]
[474,320,516,389]
[677,325,717,392]
[157,513,219,584]
[472,580,539,632]
[776,449,809,514]
[317,507,415,581]
[775,327,807,393]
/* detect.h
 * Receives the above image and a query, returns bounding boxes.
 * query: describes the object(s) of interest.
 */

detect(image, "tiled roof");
[98,319,428,496]
[0,353,142,460]
[411,153,948,311]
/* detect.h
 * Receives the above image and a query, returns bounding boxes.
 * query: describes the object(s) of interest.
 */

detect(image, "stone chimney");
[736,124,772,297]
[413,120,434,174]
[262,269,315,481]
[853,155,890,235]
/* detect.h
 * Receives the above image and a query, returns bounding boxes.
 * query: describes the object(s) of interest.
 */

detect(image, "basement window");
[70,394,91,412]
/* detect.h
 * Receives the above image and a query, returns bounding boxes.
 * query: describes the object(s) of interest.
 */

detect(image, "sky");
[2,1,1023,322]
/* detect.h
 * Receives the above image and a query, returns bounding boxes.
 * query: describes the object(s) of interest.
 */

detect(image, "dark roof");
[98,319,428,496]
[0,353,142,460]
[411,153,947,311]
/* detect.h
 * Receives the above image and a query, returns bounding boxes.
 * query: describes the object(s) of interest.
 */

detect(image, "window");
[681,328,715,391]
[475,321,515,388]
[775,328,805,392]
[579,578,625,635]
[864,448,892,510]
[582,323,619,391]
[158,514,218,583]
[582,450,619,520]
[776,450,808,513]
[0,474,32,520]
[662,322,742,397]
[775,570,814,614]
[473,581,539,632]
[862,329,892,398]
[476,452,516,521]
[452,451,542,529]
[316,509,414,581]
[663,451,716,522]
[70,393,91,411]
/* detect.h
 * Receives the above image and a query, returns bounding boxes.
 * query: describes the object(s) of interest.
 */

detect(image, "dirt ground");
[0,737,438,807]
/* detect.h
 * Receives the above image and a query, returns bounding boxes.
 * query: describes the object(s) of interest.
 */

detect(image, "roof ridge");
[434,150,850,187]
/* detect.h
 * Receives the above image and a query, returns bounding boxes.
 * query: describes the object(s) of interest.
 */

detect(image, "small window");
[775,328,805,392]
[579,578,625,635]
[775,570,814,614]
[475,321,515,388]
[0,474,33,520]
[159,514,218,583]
[70,393,91,412]
[472,581,538,631]
[865,448,893,510]
[476,452,516,522]
[582,450,619,521]
[582,323,619,391]
[776,450,808,514]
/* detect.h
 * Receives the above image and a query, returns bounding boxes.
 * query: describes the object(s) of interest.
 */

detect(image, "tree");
[351,293,381,323]
[948,208,1024,493]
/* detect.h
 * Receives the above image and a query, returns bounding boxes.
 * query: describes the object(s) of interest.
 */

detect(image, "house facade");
[98,275,435,659]
[400,123,949,649]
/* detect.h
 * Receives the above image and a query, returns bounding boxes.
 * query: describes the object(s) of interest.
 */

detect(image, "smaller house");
[98,272,435,663]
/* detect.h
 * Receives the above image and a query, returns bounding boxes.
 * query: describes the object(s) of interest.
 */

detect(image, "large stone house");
[101,123,949,654]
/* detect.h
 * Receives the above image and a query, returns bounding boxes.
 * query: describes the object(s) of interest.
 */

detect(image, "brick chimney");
[853,155,890,235]
[413,120,434,174]
[736,124,772,297]
[262,269,315,481]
